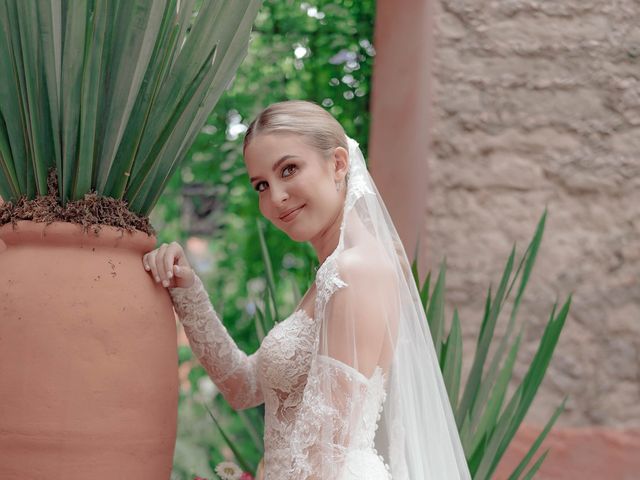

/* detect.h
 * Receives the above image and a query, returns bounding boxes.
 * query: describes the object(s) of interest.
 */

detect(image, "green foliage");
[0,0,261,215]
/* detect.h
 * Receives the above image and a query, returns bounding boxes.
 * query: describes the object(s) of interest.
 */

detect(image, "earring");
[335,181,343,192]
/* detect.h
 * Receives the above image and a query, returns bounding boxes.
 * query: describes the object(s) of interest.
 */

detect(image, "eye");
[282,164,297,178]
[254,181,267,192]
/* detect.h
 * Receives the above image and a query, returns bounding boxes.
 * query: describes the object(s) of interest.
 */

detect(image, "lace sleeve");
[169,275,263,410]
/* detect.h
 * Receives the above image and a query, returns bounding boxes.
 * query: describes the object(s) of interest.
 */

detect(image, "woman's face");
[244,133,348,242]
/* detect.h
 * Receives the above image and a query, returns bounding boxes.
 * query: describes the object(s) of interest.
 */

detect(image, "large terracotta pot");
[0,221,178,478]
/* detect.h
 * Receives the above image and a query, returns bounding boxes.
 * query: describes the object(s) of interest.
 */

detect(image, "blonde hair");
[243,100,348,157]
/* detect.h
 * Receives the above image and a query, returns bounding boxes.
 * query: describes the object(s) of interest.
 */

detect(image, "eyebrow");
[249,154,298,183]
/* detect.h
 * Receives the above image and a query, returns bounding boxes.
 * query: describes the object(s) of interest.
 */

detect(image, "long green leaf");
[262,288,274,331]
[37,0,62,191]
[171,0,198,70]
[473,386,523,479]
[0,1,32,196]
[442,308,463,408]
[60,0,88,202]
[126,0,226,185]
[512,210,547,318]
[0,113,20,199]
[468,249,525,428]
[469,330,523,452]
[508,397,566,480]
[507,298,570,429]
[16,2,54,195]
[485,211,548,394]
[467,430,488,475]
[465,212,548,434]
[522,449,550,480]
[490,296,571,476]
[458,247,514,428]
[100,4,181,197]
[203,403,254,473]
[124,41,219,207]
[427,259,446,359]
[132,44,222,213]
[257,219,279,320]
[419,270,431,310]
[136,0,263,215]
[237,408,264,453]
[456,287,490,425]
[411,257,419,288]
[5,2,32,192]
[92,0,165,191]
[75,0,109,196]
[254,308,266,342]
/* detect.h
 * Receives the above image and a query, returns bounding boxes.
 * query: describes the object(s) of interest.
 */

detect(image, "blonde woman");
[144,100,471,479]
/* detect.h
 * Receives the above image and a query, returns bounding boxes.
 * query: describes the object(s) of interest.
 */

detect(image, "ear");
[332,146,349,183]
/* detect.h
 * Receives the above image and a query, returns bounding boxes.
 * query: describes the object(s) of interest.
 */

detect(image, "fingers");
[154,243,170,287]
[143,242,190,288]
[143,250,158,283]
[163,242,183,280]
[173,262,195,288]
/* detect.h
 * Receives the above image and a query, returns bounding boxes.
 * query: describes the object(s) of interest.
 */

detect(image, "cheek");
[258,196,270,219]
[307,184,340,219]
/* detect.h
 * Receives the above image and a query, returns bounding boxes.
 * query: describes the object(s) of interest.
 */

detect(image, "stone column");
[368,0,434,261]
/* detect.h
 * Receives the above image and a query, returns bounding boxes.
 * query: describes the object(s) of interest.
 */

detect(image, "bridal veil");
[288,136,472,479]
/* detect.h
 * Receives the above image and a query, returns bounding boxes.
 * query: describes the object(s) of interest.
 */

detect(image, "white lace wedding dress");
[165,136,474,480]
[169,263,391,479]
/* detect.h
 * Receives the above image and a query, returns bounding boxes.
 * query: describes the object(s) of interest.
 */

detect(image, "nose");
[269,183,289,205]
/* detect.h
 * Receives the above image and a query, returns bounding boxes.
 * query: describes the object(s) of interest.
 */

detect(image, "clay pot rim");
[0,220,156,252]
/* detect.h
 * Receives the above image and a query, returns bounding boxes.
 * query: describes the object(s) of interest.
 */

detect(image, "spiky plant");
[414,209,571,479]
[0,0,261,224]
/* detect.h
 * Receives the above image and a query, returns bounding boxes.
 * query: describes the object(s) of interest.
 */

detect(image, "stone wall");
[421,0,640,428]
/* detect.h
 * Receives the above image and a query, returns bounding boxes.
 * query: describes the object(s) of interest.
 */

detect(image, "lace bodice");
[169,273,390,479]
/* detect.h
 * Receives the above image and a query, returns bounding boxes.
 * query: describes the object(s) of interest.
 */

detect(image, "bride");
[143,100,471,479]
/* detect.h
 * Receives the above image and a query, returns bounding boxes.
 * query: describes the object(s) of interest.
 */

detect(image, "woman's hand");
[143,241,195,289]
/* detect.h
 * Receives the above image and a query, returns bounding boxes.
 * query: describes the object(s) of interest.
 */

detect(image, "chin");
[279,223,315,243]
[284,228,310,243]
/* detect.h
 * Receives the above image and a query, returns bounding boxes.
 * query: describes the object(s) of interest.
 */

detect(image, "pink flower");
[193,477,208,480]
[239,473,254,480]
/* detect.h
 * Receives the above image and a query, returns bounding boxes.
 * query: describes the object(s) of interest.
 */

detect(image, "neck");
[310,207,344,266]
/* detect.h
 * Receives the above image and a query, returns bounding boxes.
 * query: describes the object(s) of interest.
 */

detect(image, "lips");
[279,205,305,222]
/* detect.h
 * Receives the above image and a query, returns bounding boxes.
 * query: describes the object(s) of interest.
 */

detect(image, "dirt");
[0,169,155,236]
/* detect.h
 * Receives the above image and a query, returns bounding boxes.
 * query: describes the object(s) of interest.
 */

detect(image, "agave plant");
[0,0,261,219]
[202,210,571,479]
[413,209,571,479]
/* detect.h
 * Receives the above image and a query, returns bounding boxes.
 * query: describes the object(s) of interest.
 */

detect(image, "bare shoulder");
[329,242,397,373]
[335,241,395,285]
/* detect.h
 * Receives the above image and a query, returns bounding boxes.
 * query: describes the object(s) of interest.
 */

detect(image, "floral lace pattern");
[290,352,390,480]
[169,274,389,479]
[314,254,347,319]
[170,275,262,410]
